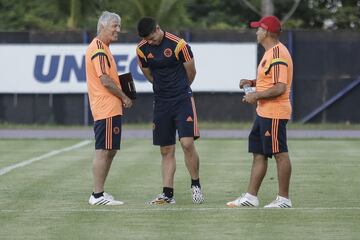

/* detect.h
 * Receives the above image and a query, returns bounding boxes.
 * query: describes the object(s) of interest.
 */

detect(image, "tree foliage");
[0,0,66,30]
[106,0,192,31]
[0,0,359,31]
[294,0,360,29]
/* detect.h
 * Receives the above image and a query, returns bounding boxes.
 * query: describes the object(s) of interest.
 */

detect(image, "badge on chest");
[163,48,173,57]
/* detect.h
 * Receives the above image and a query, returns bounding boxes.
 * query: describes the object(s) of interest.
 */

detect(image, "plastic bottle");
[243,84,253,94]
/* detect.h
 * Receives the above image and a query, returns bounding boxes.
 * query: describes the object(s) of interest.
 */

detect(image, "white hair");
[97,11,121,34]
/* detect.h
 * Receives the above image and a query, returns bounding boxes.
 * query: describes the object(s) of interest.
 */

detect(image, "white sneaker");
[264,195,292,208]
[191,186,204,204]
[88,193,124,206]
[226,193,259,207]
[146,193,176,205]
[103,192,114,200]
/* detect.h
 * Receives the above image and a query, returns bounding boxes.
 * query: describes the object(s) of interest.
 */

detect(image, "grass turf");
[0,138,359,240]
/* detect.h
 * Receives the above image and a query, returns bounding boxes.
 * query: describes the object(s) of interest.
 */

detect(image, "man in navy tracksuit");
[136,17,204,205]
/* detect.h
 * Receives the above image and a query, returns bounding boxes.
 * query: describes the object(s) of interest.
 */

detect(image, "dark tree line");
[0,0,359,31]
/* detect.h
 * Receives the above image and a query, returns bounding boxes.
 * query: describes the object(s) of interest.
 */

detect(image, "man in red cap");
[227,16,294,208]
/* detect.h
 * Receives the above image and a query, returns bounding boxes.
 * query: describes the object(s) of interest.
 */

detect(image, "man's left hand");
[122,96,133,108]
[242,92,258,104]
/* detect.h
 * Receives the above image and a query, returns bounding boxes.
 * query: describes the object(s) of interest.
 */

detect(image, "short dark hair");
[137,17,157,38]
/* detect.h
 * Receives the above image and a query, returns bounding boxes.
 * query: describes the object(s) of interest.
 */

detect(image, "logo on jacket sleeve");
[261,60,267,67]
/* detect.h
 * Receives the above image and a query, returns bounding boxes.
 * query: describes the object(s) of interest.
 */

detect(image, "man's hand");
[239,79,254,89]
[242,92,258,104]
[122,95,133,108]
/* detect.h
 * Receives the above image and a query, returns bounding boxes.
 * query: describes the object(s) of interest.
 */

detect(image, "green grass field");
[0,138,359,240]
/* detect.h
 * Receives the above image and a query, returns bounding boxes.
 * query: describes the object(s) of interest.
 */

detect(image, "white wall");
[0,43,257,93]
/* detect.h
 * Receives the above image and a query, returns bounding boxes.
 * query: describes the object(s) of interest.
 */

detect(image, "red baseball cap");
[250,16,281,33]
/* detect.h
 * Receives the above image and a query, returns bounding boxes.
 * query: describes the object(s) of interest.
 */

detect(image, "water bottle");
[243,84,253,95]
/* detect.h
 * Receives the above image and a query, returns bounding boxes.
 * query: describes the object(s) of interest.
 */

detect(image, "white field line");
[0,140,91,176]
[1,207,360,213]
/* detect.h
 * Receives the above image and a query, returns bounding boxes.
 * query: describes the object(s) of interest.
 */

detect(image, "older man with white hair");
[85,11,132,205]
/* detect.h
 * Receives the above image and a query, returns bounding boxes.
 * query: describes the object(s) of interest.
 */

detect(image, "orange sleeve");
[91,49,111,77]
[271,62,288,84]
[270,58,289,84]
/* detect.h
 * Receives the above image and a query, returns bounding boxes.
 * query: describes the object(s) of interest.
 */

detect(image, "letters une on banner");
[0,43,256,93]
